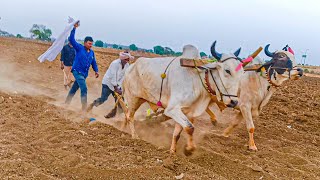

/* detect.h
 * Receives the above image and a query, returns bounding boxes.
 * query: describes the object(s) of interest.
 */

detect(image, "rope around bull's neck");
[157,57,178,107]
[193,59,209,90]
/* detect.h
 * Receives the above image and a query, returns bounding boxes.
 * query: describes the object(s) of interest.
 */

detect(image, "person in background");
[60,40,76,90]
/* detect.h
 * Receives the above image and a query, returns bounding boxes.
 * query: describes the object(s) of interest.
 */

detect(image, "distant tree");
[174,52,183,56]
[146,49,154,53]
[0,29,14,37]
[154,45,165,55]
[129,44,138,51]
[112,44,119,49]
[119,47,123,50]
[29,24,52,41]
[16,34,23,38]
[200,52,207,58]
[95,40,104,47]
[164,47,175,55]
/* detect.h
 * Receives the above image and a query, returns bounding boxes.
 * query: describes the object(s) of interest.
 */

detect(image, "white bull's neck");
[255,72,278,112]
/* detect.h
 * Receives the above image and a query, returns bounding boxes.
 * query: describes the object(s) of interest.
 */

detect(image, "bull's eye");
[225,69,231,75]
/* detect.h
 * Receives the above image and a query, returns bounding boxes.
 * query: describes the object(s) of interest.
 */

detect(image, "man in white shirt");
[87,51,134,116]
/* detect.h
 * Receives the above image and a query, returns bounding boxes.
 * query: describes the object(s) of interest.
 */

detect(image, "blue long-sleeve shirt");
[69,28,98,78]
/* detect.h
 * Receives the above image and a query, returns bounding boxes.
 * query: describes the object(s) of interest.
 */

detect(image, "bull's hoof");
[248,145,258,151]
[132,134,139,139]
[169,149,176,155]
[222,128,232,137]
[183,145,195,156]
[222,131,230,137]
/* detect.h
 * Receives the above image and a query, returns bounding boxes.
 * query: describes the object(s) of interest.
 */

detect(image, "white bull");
[123,42,244,155]
[216,44,304,150]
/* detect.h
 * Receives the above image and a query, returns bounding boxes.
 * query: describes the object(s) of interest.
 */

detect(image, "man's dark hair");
[84,36,93,42]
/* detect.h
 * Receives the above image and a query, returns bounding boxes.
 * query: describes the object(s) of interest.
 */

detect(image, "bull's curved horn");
[282,44,289,51]
[233,47,241,57]
[264,44,274,57]
[211,41,222,61]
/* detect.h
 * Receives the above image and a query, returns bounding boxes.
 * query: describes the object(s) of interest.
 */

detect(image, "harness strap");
[157,57,178,107]
[204,71,216,96]
[193,59,211,92]
[193,60,229,106]
[266,67,280,88]
[209,71,238,98]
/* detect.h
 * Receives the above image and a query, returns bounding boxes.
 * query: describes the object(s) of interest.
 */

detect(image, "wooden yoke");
[180,58,215,68]
[243,47,263,71]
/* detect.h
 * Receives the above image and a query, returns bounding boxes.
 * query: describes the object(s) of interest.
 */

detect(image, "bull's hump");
[182,45,201,59]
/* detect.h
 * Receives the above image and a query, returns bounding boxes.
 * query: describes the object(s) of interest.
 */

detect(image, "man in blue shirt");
[65,22,99,112]
[60,41,76,90]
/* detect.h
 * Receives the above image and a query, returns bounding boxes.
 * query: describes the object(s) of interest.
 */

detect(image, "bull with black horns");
[259,44,303,84]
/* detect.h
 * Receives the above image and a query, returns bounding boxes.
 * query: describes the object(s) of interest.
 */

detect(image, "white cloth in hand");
[38,17,79,63]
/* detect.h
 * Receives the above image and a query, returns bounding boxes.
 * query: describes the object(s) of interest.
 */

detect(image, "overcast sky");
[1,0,319,65]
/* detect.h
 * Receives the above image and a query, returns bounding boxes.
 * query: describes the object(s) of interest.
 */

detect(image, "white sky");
[1,0,319,65]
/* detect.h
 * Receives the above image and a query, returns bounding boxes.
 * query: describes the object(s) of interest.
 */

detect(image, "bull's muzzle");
[297,67,303,77]
[227,100,238,108]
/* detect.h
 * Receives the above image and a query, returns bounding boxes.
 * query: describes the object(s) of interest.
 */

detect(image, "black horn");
[234,47,241,57]
[282,44,289,51]
[264,44,274,57]
[211,41,222,61]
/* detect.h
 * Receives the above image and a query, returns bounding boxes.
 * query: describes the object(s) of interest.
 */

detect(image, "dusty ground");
[0,37,319,179]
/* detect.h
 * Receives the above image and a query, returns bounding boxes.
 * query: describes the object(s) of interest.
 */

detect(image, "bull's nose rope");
[157,57,178,107]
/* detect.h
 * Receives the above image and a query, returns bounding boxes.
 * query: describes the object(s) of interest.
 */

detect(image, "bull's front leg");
[241,105,257,151]
[206,107,217,126]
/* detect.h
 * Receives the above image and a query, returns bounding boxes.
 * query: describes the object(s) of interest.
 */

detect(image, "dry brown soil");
[0,37,319,179]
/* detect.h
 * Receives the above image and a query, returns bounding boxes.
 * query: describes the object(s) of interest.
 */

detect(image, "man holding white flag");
[65,22,99,112]
[38,17,78,62]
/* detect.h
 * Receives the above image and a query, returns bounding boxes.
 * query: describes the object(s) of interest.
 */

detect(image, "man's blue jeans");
[92,84,115,107]
[65,70,88,111]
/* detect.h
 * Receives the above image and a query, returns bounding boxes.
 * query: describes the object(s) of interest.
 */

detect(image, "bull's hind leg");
[223,112,243,137]
[164,107,195,156]
[170,123,183,154]
[124,97,145,139]
[224,105,257,150]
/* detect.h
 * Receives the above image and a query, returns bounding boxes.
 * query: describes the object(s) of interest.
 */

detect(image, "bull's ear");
[205,63,221,70]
